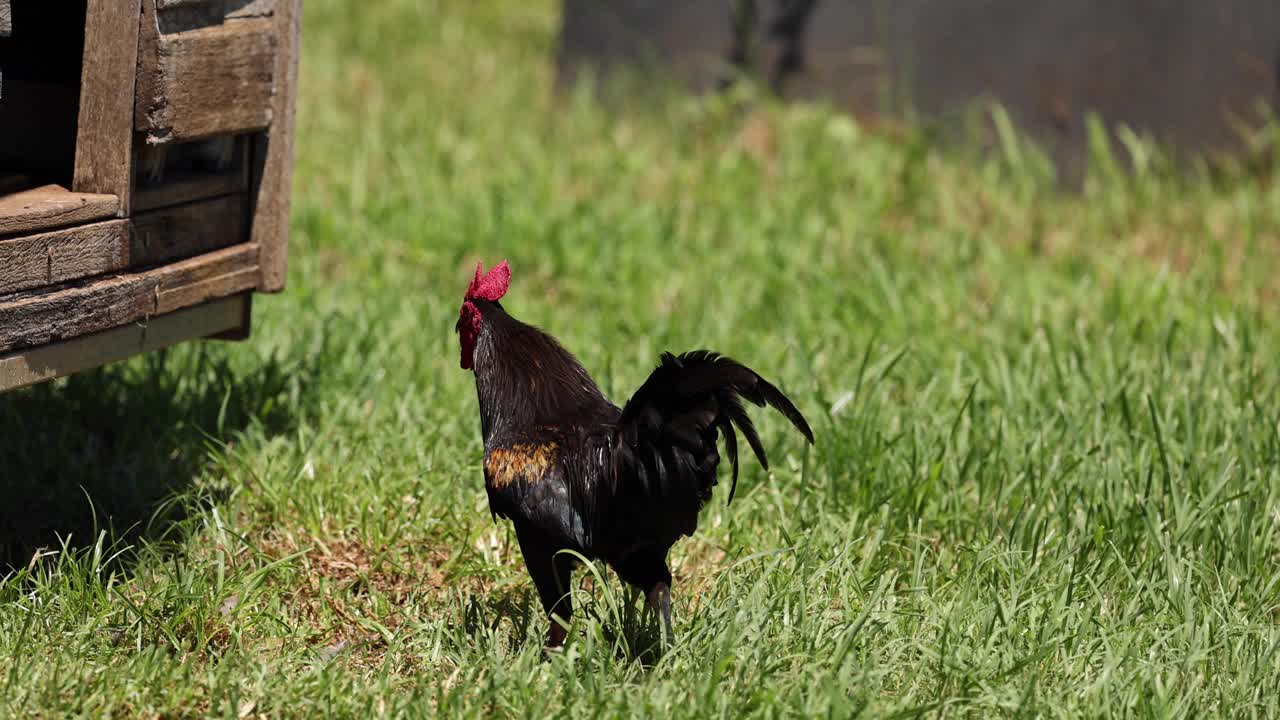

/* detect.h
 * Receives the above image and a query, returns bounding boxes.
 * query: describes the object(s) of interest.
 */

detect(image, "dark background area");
[558,0,1280,178]
[0,1,88,188]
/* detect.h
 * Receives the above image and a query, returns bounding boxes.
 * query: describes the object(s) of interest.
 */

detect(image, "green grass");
[4,0,1280,716]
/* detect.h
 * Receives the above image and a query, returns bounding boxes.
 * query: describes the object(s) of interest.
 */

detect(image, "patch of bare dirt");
[248,529,465,671]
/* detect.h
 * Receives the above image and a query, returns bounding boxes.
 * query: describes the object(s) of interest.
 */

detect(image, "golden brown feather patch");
[485,442,558,489]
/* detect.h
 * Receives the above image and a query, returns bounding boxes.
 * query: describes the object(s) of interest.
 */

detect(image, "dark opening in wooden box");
[0,0,300,392]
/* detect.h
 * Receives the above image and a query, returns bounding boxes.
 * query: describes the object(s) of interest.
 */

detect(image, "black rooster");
[457,261,813,647]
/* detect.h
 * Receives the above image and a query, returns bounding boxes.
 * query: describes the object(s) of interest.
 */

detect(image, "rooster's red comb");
[466,260,510,302]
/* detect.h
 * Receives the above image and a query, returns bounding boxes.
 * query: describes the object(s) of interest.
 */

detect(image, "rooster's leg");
[615,551,674,644]
[514,523,574,648]
[547,618,568,648]
[646,582,674,645]
[626,585,642,630]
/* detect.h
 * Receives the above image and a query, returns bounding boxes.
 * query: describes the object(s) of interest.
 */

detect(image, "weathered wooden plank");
[157,0,274,14]
[136,4,277,143]
[131,194,247,266]
[250,0,299,292]
[0,294,249,393]
[226,0,275,19]
[208,290,251,340]
[0,220,131,295]
[0,0,11,37]
[155,0,275,35]
[133,169,249,213]
[156,266,257,313]
[0,242,259,353]
[73,0,144,213]
[155,240,257,290]
[0,185,120,237]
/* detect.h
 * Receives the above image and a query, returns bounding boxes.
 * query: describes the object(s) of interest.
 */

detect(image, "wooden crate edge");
[0,293,250,393]
[0,242,260,353]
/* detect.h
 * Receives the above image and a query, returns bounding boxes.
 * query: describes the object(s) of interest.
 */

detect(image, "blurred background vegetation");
[2,1,1279,716]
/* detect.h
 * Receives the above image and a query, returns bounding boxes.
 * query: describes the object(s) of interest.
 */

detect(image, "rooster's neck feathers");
[470,302,616,441]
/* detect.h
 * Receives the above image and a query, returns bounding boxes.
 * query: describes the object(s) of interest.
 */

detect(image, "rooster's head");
[456,260,510,370]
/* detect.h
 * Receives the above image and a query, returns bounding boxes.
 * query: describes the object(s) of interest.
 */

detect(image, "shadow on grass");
[0,342,322,571]
[462,585,538,649]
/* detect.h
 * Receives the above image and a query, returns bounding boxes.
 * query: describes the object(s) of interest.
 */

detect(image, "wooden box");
[0,0,300,392]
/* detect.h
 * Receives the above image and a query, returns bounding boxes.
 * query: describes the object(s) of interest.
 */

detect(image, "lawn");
[4,0,1280,716]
